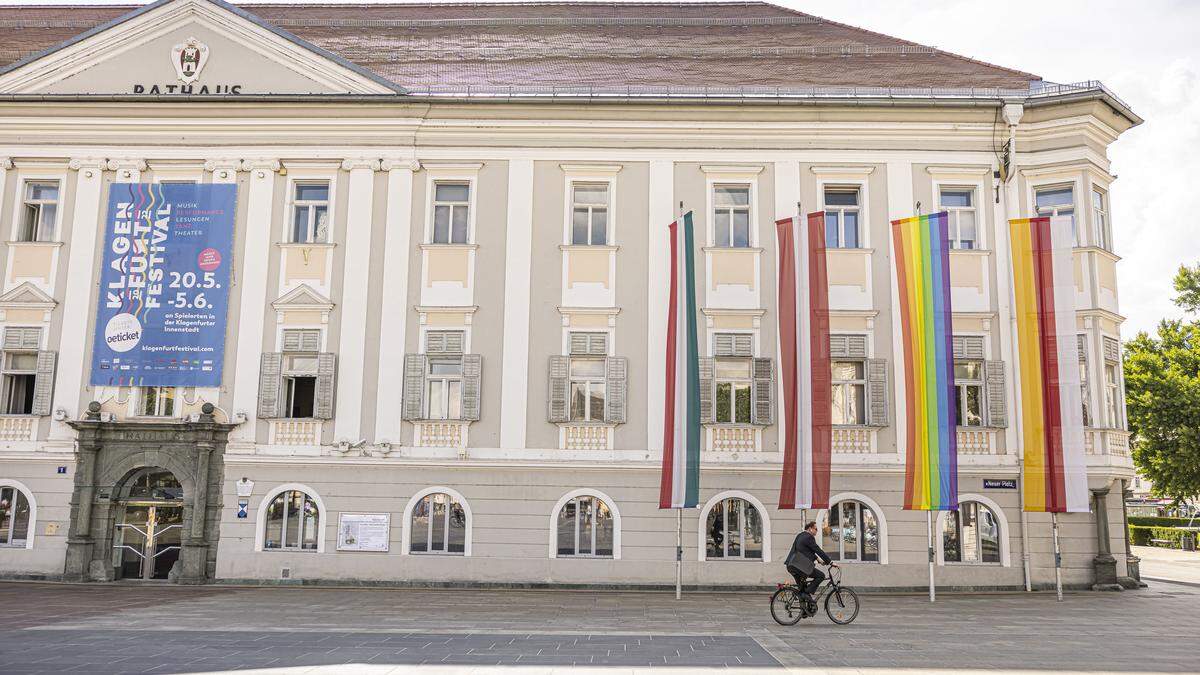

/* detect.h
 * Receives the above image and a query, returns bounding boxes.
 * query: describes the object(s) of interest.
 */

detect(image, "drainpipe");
[999,102,1033,592]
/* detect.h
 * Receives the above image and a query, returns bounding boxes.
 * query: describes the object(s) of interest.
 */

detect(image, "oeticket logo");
[104,313,142,353]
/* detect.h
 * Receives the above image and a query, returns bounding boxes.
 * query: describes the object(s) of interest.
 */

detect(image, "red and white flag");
[777,213,832,510]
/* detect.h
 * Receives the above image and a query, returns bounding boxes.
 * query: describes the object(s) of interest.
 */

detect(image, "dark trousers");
[786,565,825,595]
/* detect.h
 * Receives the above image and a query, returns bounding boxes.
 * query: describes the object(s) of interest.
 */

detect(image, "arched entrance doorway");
[112,468,184,581]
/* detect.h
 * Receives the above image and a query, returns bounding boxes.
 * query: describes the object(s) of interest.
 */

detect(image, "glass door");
[113,503,183,580]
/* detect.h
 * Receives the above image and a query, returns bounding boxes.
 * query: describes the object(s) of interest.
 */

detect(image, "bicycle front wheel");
[824,586,860,625]
[770,587,804,626]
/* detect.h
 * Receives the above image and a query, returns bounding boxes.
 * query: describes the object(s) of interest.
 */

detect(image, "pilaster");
[499,159,533,449]
[374,157,418,445]
[646,160,673,451]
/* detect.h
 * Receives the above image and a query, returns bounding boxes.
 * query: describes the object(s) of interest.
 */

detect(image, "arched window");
[410,491,467,555]
[556,494,614,558]
[0,484,32,548]
[827,499,880,562]
[705,496,764,560]
[943,501,1001,564]
[263,489,320,551]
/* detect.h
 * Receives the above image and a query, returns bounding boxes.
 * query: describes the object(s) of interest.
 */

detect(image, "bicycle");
[770,563,860,625]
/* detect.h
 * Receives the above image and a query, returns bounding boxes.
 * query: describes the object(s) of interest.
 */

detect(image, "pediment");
[0,0,398,96]
[272,284,333,311]
[0,282,56,309]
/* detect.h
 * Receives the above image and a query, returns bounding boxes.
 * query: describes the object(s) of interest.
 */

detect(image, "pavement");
[1132,544,1200,585]
[0,579,1196,674]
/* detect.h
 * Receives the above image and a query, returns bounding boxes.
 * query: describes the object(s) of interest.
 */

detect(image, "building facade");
[0,0,1140,589]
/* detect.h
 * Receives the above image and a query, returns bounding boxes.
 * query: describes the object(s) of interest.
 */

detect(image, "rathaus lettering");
[132,84,243,95]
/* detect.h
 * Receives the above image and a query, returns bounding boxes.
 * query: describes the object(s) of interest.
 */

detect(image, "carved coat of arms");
[170,37,209,84]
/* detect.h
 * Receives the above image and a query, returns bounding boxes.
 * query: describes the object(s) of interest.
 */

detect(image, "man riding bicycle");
[785,521,836,602]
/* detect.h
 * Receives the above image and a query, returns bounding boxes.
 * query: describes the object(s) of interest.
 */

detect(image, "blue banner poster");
[90,183,237,387]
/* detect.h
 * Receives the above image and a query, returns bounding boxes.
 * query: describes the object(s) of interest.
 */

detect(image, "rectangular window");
[954,360,984,427]
[940,188,977,249]
[1105,363,1121,428]
[0,351,37,415]
[823,187,861,248]
[137,386,176,417]
[282,353,318,418]
[290,182,330,243]
[712,184,750,248]
[568,358,606,422]
[1093,188,1110,251]
[426,360,463,420]
[714,358,752,424]
[1035,186,1076,245]
[1080,361,1091,427]
[831,361,866,425]
[19,181,60,242]
[0,486,31,547]
[431,182,470,244]
[570,183,609,245]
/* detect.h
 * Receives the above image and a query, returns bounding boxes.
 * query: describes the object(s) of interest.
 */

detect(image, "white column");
[333,158,380,443]
[646,160,674,451]
[499,159,534,449]
[374,158,418,445]
[230,158,279,444]
[49,157,113,438]
[885,160,914,460]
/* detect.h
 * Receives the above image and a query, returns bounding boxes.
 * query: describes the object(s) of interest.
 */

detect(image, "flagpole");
[927,511,936,602]
[1052,512,1064,602]
[675,198,685,603]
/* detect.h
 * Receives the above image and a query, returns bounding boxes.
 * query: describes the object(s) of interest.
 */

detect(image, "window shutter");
[698,357,716,424]
[402,353,427,421]
[313,352,337,420]
[713,333,752,357]
[751,357,775,425]
[257,352,283,419]
[569,332,607,356]
[426,330,465,354]
[713,334,734,357]
[733,334,753,357]
[1103,336,1120,363]
[282,329,320,353]
[31,350,56,416]
[846,335,868,359]
[984,360,1008,428]
[829,335,849,359]
[867,358,889,427]
[605,356,628,424]
[3,326,41,350]
[1077,334,1088,363]
[953,336,985,360]
[548,355,570,423]
[461,354,482,421]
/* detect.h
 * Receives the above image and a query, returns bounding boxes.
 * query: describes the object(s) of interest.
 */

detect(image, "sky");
[10,0,1198,337]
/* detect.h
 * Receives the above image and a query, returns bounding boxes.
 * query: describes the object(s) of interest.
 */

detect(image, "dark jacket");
[784,530,832,574]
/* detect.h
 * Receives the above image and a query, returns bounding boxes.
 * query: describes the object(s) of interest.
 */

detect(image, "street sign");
[984,479,1017,490]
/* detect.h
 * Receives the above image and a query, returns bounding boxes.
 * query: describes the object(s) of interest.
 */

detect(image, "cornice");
[241,158,281,172]
[341,158,382,171]
[204,158,242,173]
[0,157,10,170]
[381,158,420,171]
[106,158,147,171]
[810,165,876,176]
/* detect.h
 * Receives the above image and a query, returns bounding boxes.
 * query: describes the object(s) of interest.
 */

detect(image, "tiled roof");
[0,2,1041,91]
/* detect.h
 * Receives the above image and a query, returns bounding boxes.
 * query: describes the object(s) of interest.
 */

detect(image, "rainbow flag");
[891,212,958,511]
[1010,216,1089,513]
[659,212,701,509]
[777,213,832,510]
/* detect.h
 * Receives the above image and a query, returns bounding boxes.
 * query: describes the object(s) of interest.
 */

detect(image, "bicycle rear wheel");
[824,586,860,625]
[770,587,804,626]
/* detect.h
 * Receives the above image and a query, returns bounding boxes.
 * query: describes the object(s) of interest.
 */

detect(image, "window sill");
[557,421,615,428]
[942,561,1002,566]
[702,557,765,563]
[826,247,875,254]
[701,246,764,253]
[827,560,881,565]
[419,243,478,251]
[555,554,615,560]
[0,413,39,418]
[948,248,991,256]
[558,244,619,252]
[412,418,472,424]
[276,242,336,250]
[409,551,465,556]
[705,423,763,429]
[5,240,63,248]
[262,547,319,553]
[832,424,876,430]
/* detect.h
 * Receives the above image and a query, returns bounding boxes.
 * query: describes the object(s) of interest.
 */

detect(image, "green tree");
[1125,265,1200,503]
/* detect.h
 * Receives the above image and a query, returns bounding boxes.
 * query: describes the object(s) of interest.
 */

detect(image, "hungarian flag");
[777,213,832,509]
[1009,216,1088,513]
[659,212,701,509]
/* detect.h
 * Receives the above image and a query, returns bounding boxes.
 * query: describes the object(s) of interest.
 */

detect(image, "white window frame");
[10,173,65,243]
[280,352,320,420]
[710,183,753,249]
[401,486,473,557]
[0,344,38,416]
[288,180,332,244]
[819,181,868,249]
[831,359,867,426]
[0,479,37,549]
[1092,186,1111,251]
[253,483,327,553]
[548,488,622,559]
[954,359,986,428]
[422,164,482,245]
[133,386,177,418]
[819,492,888,564]
[1029,179,1081,246]
[425,357,464,421]
[936,493,1010,567]
[713,357,753,425]
[568,356,606,423]
[561,164,620,246]
[935,182,984,250]
[696,490,772,563]
[280,164,338,245]
[701,165,762,248]
[1104,362,1122,429]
